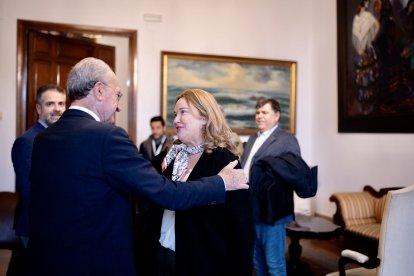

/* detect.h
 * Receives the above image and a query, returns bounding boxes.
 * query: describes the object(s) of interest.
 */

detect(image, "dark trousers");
[157,243,176,276]
[7,237,28,276]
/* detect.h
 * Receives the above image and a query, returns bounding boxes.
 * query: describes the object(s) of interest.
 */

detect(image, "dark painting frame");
[337,0,414,133]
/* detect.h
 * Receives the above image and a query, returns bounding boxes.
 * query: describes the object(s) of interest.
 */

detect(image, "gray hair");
[67,57,114,102]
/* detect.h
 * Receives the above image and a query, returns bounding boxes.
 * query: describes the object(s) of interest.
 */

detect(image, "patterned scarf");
[162,143,204,181]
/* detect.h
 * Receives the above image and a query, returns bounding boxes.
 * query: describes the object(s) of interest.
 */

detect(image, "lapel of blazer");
[252,127,281,162]
[144,138,154,160]
[187,152,208,180]
[33,121,46,133]
[241,134,258,167]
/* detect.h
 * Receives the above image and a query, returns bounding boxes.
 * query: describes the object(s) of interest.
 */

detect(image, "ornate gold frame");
[161,51,297,134]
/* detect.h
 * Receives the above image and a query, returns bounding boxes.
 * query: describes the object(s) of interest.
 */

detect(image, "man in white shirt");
[241,98,301,276]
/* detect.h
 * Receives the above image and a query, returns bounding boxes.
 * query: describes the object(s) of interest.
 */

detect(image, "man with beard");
[10,84,66,273]
[139,116,174,161]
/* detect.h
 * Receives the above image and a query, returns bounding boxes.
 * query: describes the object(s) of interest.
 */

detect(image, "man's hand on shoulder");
[218,160,249,191]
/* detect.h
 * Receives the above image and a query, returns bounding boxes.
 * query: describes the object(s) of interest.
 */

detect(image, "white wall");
[96,36,130,131]
[1,0,413,217]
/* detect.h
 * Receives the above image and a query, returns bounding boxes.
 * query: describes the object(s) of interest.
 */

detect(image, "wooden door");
[26,31,115,129]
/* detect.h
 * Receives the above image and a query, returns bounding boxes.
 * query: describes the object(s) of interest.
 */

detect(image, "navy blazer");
[11,121,45,236]
[27,109,225,276]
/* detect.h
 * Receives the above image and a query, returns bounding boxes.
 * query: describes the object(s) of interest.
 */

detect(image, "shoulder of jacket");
[209,147,235,158]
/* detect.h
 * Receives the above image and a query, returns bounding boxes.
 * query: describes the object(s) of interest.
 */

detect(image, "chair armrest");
[341,249,369,263]
[329,194,346,227]
[338,250,380,276]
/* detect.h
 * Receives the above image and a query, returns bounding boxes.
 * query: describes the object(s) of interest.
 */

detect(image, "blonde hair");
[175,89,239,156]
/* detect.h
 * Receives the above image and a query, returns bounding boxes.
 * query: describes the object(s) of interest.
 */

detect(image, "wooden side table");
[286,214,341,275]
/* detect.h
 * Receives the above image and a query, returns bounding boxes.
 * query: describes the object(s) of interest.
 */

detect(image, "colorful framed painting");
[337,0,414,133]
[161,51,297,135]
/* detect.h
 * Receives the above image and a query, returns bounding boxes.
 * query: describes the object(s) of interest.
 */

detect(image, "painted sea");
[166,85,291,131]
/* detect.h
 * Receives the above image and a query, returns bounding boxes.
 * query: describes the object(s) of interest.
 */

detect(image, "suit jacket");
[139,134,174,161]
[27,109,226,276]
[241,127,301,223]
[11,121,46,236]
[144,148,253,276]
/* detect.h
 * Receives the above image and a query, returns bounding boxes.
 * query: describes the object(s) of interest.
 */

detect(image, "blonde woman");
[144,89,253,276]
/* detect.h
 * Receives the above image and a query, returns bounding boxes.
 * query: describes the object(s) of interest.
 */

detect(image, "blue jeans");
[254,221,287,276]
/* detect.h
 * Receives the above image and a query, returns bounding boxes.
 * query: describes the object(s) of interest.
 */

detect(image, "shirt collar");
[37,120,48,128]
[257,124,278,139]
[69,106,101,121]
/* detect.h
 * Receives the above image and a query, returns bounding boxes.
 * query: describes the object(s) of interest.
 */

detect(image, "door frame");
[16,19,138,142]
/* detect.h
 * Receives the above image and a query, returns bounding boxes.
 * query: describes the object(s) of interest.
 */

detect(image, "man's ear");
[92,82,104,101]
[275,111,281,122]
[35,104,41,115]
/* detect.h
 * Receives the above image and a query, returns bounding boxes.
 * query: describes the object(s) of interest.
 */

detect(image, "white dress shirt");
[159,169,192,251]
[243,125,278,181]
[69,106,101,121]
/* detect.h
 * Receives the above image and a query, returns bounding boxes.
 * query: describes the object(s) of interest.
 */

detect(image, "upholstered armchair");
[326,185,414,276]
[329,185,402,256]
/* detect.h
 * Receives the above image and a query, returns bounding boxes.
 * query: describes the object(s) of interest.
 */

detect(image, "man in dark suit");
[241,98,301,276]
[11,84,66,274]
[28,57,248,276]
[139,116,174,161]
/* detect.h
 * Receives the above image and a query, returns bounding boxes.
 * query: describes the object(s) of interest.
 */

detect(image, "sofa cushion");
[347,223,382,240]
[333,191,376,227]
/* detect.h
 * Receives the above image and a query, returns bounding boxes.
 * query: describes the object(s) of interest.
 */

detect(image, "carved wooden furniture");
[329,185,402,257]
[326,185,414,276]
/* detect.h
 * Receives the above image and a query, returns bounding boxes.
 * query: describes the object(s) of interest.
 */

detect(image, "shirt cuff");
[220,176,227,190]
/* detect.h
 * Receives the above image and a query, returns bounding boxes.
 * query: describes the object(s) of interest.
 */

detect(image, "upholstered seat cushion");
[346,224,381,240]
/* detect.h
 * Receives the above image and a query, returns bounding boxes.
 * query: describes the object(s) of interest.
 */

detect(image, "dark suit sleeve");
[103,127,225,210]
[138,141,150,161]
[11,137,32,209]
[286,135,301,156]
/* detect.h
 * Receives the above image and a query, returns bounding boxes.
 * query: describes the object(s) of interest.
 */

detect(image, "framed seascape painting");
[337,0,414,133]
[161,51,297,135]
